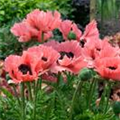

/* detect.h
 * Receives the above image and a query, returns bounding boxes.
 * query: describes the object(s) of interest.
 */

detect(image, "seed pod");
[113,101,120,115]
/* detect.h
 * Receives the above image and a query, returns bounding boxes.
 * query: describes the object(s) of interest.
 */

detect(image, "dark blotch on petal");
[96,48,101,51]
[59,52,66,59]
[59,51,74,59]
[67,52,74,58]
[41,57,47,61]
[108,66,117,70]
[79,40,85,48]
[12,70,14,74]
[18,64,32,75]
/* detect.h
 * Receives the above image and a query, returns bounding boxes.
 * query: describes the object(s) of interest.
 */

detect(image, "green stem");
[33,79,41,120]
[104,82,111,114]
[21,82,25,120]
[27,82,33,101]
[99,80,110,113]
[12,85,21,105]
[69,80,83,120]
[57,72,61,87]
[87,78,96,109]
[53,91,57,116]
[33,81,37,120]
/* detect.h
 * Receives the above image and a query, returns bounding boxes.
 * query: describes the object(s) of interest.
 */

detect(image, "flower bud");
[113,101,120,115]
[78,68,95,81]
[67,31,76,40]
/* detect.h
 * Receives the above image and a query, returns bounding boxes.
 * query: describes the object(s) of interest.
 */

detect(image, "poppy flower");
[95,57,120,81]
[11,9,61,42]
[95,39,119,59]
[11,21,38,42]
[81,37,120,69]
[59,20,82,41]
[45,40,87,74]
[4,45,60,83]
[26,9,61,32]
[59,20,99,49]
[79,20,99,48]
[27,45,60,74]
[81,20,99,41]
[4,54,39,83]
[83,38,118,59]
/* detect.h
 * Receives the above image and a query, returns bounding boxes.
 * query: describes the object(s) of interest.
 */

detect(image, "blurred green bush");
[0,0,74,26]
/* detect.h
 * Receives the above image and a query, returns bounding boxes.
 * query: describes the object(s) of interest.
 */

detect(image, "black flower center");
[18,64,32,75]
[79,40,85,48]
[108,66,117,70]
[41,57,47,61]
[96,48,101,51]
[59,51,74,59]
[91,54,95,60]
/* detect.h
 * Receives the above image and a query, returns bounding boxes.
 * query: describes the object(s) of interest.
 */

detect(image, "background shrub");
[0,0,74,26]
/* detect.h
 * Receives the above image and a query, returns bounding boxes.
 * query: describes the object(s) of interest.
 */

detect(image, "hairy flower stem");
[69,80,83,120]
[57,72,62,87]
[12,85,21,105]
[99,82,106,110]
[104,82,111,114]
[87,78,96,109]
[21,82,25,120]
[33,81,37,120]
[27,82,33,101]
[33,79,41,120]
[99,81,111,113]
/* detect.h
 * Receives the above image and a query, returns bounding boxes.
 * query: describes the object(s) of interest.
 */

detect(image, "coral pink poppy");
[4,45,60,83]
[45,40,87,74]
[44,39,97,68]
[79,20,99,48]
[26,9,61,32]
[81,38,119,68]
[95,39,119,59]
[11,9,61,42]
[80,20,99,41]
[59,20,82,41]
[59,20,99,49]
[83,38,118,60]
[27,45,60,74]
[11,21,39,42]
[95,57,120,81]
[4,54,39,83]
